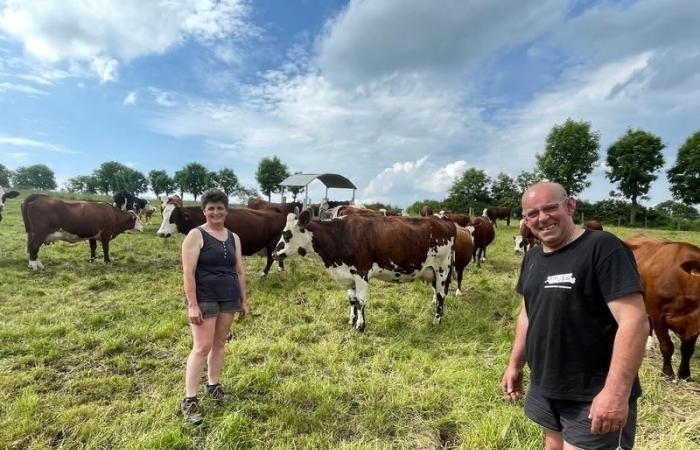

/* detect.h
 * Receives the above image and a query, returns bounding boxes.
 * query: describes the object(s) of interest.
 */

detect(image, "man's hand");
[589,387,629,434]
[501,365,524,401]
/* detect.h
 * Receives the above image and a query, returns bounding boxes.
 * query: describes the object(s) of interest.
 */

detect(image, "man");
[501,182,649,450]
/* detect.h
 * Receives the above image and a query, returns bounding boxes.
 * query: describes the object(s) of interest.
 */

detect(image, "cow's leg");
[260,246,275,276]
[456,267,464,296]
[433,265,450,325]
[651,318,674,378]
[27,232,45,270]
[678,334,698,381]
[347,288,358,326]
[353,278,369,332]
[277,259,285,273]
[100,237,111,263]
[89,239,98,262]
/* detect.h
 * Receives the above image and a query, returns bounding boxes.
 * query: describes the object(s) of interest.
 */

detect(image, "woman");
[180,189,248,424]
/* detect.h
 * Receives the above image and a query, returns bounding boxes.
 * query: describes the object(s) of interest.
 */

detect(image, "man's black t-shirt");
[516,229,643,401]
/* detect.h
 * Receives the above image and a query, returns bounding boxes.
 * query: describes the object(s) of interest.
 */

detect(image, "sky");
[0,0,698,207]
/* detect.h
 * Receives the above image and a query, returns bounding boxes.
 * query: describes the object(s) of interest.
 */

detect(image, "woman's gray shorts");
[185,298,241,318]
[524,387,637,450]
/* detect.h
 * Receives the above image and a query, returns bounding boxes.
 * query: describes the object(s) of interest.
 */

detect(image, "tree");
[255,156,289,201]
[654,200,699,220]
[515,170,543,195]
[668,130,700,205]
[233,185,259,203]
[65,175,99,193]
[121,168,148,194]
[536,118,600,196]
[444,168,492,213]
[148,170,174,197]
[0,163,11,187]
[174,162,213,201]
[213,168,239,197]
[93,161,128,194]
[490,172,520,211]
[606,129,665,225]
[11,164,57,190]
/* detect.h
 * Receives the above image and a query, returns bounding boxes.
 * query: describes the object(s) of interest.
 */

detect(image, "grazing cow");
[437,211,471,227]
[139,202,156,224]
[112,191,137,211]
[420,204,433,217]
[248,197,302,217]
[21,194,143,270]
[453,226,474,295]
[625,236,700,380]
[272,210,456,331]
[483,207,512,227]
[468,217,495,266]
[157,200,286,275]
[584,220,604,231]
[514,218,540,253]
[0,188,20,223]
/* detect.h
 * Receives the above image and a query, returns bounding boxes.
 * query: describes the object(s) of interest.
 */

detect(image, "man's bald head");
[522,182,568,205]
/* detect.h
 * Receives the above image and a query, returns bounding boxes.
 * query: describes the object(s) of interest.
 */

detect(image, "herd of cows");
[0,186,698,380]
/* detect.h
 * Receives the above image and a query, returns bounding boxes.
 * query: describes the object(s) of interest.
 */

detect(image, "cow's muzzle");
[157,232,171,238]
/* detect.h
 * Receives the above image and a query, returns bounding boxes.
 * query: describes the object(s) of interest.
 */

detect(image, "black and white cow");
[0,187,20,223]
[273,209,456,332]
[112,191,137,211]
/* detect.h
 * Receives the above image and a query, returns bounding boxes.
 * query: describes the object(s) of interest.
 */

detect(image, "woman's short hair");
[200,189,229,209]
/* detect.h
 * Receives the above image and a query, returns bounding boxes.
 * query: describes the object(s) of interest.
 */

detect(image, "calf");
[21,194,143,270]
[157,199,286,275]
[273,210,456,331]
[468,217,495,266]
[625,236,700,380]
[0,188,20,223]
[514,218,539,253]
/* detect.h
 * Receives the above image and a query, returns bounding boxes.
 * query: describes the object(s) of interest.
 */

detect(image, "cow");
[584,220,604,231]
[159,194,182,213]
[157,199,286,275]
[21,194,143,270]
[468,217,495,266]
[139,202,156,224]
[483,207,512,227]
[0,187,20,223]
[453,226,474,295]
[514,218,539,253]
[112,191,137,211]
[625,236,700,381]
[420,204,433,217]
[437,211,471,227]
[272,210,456,331]
[332,205,384,218]
[248,197,302,217]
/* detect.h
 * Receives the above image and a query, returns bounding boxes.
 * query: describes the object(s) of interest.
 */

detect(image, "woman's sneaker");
[180,397,203,425]
[206,383,232,405]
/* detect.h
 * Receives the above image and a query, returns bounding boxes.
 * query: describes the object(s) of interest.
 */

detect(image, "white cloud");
[151,89,177,107]
[0,135,79,154]
[0,81,47,95]
[0,0,255,81]
[3,152,30,161]
[123,91,137,105]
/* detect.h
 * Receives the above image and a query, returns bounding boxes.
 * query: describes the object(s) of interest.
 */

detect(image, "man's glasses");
[523,199,567,222]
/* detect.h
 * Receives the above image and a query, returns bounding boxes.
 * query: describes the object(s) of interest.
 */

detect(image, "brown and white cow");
[0,188,20,223]
[272,210,456,331]
[157,199,286,275]
[468,217,495,265]
[514,218,540,253]
[453,226,474,295]
[625,236,700,380]
[420,204,433,217]
[21,194,143,270]
[584,220,604,231]
[248,197,302,217]
[437,211,471,227]
[483,207,512,227]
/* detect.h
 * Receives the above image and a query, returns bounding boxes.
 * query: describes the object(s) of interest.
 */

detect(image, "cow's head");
[157,202,179,237]
[514,235,524,253]
[273,209,313,260]
[0,188,20,223]
[126,210,144,232]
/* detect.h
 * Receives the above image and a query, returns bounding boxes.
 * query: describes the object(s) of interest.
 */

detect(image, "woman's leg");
[185,316,217,397]
[207,312,234,385]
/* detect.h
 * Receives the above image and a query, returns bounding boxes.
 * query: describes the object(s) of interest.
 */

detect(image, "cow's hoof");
[356,323,366,332]
[456,289,462,296]
[278,267,285,272]
[29,261,44,271]
[259,271,267,277]
[433,316,442,325]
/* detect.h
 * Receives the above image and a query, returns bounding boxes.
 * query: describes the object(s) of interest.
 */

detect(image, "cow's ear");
[298,208,311,226]
[5,191,20,199]
[680,260,700,276]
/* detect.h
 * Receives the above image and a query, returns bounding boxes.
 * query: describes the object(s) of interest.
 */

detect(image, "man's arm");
[589,292,649,434]
[502,300,528,401]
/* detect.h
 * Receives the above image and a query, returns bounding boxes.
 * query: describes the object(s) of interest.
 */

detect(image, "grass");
[0,192,699,449]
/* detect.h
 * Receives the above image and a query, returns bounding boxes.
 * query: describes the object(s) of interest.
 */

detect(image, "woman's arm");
[182,229,203,325]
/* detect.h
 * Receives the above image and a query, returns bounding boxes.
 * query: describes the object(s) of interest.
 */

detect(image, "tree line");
[407,121,699,227]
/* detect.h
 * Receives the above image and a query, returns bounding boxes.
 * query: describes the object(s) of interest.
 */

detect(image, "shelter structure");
[279,173,357,205]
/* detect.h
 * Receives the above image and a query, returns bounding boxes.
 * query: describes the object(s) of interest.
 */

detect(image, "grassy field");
[0,193,698,450]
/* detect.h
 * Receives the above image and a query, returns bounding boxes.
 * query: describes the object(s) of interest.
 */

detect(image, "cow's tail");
[21,197,31,254]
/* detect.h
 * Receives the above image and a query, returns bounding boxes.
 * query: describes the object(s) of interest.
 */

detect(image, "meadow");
[0,193,698,450]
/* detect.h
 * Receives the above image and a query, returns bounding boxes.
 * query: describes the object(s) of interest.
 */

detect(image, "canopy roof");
[280,173,356,190]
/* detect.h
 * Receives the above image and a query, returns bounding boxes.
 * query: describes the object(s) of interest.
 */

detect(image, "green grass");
[0,192,699,449]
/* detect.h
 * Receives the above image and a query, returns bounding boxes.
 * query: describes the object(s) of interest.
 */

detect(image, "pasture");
[0,193,698,450]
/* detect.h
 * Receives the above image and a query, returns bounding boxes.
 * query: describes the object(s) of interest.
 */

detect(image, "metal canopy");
[280,173,356,190]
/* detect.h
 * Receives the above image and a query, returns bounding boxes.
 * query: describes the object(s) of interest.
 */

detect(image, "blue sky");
[1,0,698,207]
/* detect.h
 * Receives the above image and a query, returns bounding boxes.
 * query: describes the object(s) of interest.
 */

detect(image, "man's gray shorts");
[524,387,637,450]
